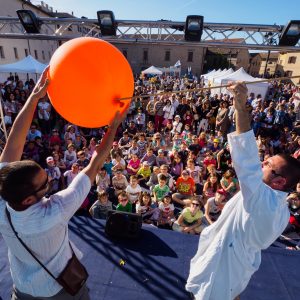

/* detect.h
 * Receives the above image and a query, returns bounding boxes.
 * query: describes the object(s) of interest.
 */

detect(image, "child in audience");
[116,192,132,213]
[89,191,112,219]
[136,192,159,224]
[125,175,142,205]
[153,174,170,204]
[158,194,175,227]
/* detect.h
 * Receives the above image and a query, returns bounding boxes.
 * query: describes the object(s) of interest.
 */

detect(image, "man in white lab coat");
[186,82,300,300]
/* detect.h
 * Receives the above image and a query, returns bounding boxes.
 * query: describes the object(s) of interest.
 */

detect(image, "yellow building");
[248,52,278,77]
[276,52,300,85]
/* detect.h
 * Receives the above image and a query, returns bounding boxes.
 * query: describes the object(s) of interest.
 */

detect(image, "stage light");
[16,10,41,34]
[184,15,204,42]
[97,10,117,36]
[279,20,300,46]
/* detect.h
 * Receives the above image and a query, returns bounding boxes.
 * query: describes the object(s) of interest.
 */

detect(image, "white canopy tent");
[204,68,223,85]
[213,67,269,99]
[0,55,47,82]
[210,68,234,95]
[141,65,163,76]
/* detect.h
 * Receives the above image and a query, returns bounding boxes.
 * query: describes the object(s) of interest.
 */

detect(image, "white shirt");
[0,170,91,297]
[125,184,142,204]
[186,130,289,300]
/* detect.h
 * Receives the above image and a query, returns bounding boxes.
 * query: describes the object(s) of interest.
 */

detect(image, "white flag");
[174,60,181,68]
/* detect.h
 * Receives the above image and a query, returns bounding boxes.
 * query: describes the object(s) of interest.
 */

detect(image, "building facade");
[276,52,300,85]
[248,52,279,77]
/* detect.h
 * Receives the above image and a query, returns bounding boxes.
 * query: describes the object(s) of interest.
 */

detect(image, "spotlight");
[184,15,204,42]
[16,10,41,34]
[279,20,300,46]
[97,10,117,36]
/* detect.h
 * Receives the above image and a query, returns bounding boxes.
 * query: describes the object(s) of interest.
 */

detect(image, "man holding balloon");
[0,65,129,299]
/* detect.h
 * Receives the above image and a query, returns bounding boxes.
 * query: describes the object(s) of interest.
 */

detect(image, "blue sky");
[44,0,299,26]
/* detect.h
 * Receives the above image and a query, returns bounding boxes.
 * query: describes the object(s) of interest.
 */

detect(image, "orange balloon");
[47,37,134,128]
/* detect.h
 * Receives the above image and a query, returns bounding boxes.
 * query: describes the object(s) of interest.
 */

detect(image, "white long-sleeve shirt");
[0,168,91,297]
[186,130,289,300]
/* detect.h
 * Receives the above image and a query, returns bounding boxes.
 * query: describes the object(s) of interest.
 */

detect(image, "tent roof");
[0,55,47,73]
[141,65,163,75]
[216,67,263,83]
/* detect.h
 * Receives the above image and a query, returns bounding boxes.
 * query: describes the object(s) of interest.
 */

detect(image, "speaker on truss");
[279,20,300,46]
[16,10,41,34]
[184,15,204,42]
[97,10,117,36]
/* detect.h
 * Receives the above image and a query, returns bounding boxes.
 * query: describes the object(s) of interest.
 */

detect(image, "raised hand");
[31,66,50,100]
[227,81,248,112]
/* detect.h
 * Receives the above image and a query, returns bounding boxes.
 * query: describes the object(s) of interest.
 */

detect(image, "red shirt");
[176,177,195,195]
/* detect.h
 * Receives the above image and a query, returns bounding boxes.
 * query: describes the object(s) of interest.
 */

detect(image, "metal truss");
[0,16,299,144]
[0,16,299,51]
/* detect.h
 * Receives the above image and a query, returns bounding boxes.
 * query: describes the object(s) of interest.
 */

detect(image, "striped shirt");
[0,164,91,297]
[154,101,165,116]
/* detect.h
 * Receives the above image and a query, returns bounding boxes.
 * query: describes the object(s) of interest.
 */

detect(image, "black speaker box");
[105,210,142,239]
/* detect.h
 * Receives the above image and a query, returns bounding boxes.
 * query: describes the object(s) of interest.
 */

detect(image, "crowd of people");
[1,73,300,240]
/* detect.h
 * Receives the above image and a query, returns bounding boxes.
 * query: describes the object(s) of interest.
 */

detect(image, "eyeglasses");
[191,203,200,206]
[32,175,49,195]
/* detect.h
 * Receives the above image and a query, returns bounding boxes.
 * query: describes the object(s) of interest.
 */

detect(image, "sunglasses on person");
[191,202,200,206]
[33,175,49,195]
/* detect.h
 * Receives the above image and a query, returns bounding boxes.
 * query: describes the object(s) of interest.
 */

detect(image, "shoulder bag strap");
[5,207,57,281]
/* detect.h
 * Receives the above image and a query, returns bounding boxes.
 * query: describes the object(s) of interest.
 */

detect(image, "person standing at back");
[0,67,129,300]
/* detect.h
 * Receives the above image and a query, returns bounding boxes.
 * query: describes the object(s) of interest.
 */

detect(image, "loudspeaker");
[105,210,142,239]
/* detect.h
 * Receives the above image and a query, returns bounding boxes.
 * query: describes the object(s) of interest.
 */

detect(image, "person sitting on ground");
[135,192,159,224]
[116,191,132,213]
[172,170,195,206]
[89,191,113,220]
[283,192,300,235]
[158,194,175,228]
[156,148,171,167]
[125,175,142,205]
[146,166,160,192]
[63,143,77,169]
[112,170,128,198]
[137,161,152,189]
[95,167,111,193]
[141,147,156,167]
[220,169,240,198]
[44,156,61,195]
[153,174,170,204]
[204,189,227,226]
[157,164,175,190]
[202,174,220,203]
[173,198,204,234]
[127,153,141,176]
[63,162,79,187]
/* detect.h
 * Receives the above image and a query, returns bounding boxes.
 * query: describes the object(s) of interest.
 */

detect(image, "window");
[285,71,293,77]
[42,50,45,60]
[25,48,29,56]
[143,49,148,62]
[165,50,170,61]
[13,47,18,59]
[187,51,193,62]
[288,56,297,64]
[34,50,38,59]
[0,46,5,59]
[122,49,127,58]
[48,51,51,59]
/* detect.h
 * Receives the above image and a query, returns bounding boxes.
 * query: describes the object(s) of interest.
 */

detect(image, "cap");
[175,115,180,119]
[213,138,219,143]
[46,156,54,163]
[216,189,227,196]
[158,149,164,154]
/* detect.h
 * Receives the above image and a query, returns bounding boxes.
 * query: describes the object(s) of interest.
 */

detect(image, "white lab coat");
[186,130,289,300]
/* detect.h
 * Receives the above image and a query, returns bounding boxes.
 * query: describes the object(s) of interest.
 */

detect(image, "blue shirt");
[0,164,91,297]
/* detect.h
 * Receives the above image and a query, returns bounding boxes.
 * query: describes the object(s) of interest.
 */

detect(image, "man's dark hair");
[0,160,42,204]
[277,154,300,191]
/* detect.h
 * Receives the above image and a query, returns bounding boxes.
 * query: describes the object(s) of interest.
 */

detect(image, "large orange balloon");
[47,37,134,128]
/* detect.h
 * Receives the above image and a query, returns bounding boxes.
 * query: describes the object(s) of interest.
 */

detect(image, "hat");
[158,149,164,154]
[142,161,149,166]
[213,138,219,143]
[113,141,118,146]
[216,189,227,196]
[175,115,180,119]
[46,156,54,163]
